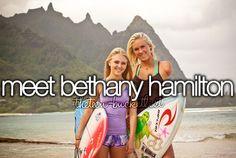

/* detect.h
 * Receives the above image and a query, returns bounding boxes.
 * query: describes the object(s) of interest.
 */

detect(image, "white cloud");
[0,0,30,16]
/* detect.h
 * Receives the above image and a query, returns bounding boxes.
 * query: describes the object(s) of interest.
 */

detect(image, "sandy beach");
[0,139,235,158]
[173,139,236,158]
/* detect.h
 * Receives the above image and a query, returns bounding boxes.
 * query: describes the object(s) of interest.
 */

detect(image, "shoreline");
[1,132,236,145]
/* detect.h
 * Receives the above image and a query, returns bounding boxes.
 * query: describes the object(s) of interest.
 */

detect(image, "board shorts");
[103,134,128,147]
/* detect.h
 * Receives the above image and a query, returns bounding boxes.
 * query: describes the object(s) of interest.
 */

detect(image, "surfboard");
[74,100,108,158]
[133,94,186,158]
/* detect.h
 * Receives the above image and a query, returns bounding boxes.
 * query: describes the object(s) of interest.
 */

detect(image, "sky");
[0,0,236,83]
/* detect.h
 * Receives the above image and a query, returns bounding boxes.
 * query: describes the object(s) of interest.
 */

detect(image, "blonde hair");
[127,32,156,67]
[104,47,132,80]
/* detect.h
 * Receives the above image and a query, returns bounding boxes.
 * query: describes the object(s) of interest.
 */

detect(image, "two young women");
[75,32,174,158]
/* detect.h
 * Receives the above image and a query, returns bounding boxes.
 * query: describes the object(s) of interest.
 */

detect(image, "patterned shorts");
[103,134,128,147]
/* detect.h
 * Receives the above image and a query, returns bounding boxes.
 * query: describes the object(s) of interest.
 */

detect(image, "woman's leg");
[110,146,127,158]
[162,144,175,158]
[96,145,109,158]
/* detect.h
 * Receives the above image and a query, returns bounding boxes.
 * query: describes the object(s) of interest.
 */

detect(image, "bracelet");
[76,138,81,140]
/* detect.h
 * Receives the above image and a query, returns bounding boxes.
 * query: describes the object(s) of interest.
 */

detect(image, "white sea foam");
[174,133,236,143]
[185,106,236,113]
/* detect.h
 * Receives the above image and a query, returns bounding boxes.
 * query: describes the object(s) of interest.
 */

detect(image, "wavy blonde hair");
[104,47,132,80]
[127,32,156,67]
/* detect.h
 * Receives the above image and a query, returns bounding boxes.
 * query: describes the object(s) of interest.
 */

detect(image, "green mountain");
[0,21,100,113]
[0,3,185,79]
[0,21,99,80]
[0,3,112,70]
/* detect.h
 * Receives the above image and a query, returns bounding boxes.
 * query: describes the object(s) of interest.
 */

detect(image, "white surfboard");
[75,100,108,158]
[134,94,186,158]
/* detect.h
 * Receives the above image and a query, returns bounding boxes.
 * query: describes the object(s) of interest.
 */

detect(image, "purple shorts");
[103,135,128,147]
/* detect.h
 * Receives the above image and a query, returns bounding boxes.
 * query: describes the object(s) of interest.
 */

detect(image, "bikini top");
[132,60,164,114]
[136,59,158,76]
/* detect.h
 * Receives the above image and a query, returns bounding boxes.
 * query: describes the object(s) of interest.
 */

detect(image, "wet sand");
[173,139,236,158]
[0,139,236,158]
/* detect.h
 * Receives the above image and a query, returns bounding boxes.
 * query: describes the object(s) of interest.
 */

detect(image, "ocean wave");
[0,112,73,117]
[0,137,73,145]
[0,113,33,117]
[174,133,236,143]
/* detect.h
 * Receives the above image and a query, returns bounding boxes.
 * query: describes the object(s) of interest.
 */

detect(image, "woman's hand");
[126,139,135,154]
[75,139,81,149]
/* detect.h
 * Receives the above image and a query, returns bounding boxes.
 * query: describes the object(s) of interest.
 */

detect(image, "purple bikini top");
[99,86,129,135]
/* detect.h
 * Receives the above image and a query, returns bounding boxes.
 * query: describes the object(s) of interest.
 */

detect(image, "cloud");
[203,0,236,26]
[155,0,236,31]
[155,0,236,53]
[0,0,27,9]
[0,0,30,16]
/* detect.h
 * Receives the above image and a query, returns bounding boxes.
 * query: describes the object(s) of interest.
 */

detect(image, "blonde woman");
[127,32,174,158]
[75,48,137,158]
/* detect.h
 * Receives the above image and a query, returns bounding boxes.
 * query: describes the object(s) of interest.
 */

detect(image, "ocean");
[0,106,236,157]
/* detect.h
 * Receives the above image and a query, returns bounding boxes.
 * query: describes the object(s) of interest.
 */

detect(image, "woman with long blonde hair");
[75,47,137,158]
[127,32,174,158]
